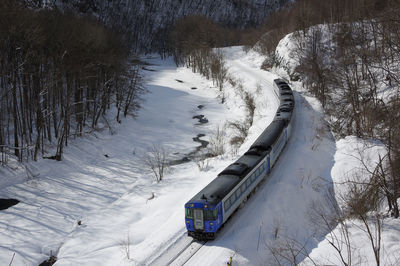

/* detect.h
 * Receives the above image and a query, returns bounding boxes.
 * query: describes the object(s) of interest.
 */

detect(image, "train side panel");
[269,128,287,167]
[221,157,268,223]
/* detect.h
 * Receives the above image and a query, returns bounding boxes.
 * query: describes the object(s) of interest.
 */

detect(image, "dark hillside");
[21,0,291,53]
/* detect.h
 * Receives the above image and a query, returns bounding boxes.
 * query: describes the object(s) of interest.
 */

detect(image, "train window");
[204,209,218,220]
[224,199,230,210]
[204,210,210,220]
[251,173,256,182]
[236,189,241,198]
[246,178,251,187]
[241,183,246,193]
[230,194,235,204]
[185,208,193,219]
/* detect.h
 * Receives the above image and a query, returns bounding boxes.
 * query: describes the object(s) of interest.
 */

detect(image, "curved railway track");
[150,74,294,265]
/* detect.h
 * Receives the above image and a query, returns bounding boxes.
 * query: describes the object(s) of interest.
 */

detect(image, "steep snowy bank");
[274,29,400,266]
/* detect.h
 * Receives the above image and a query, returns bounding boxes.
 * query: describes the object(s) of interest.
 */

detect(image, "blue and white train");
[184,79,294,240]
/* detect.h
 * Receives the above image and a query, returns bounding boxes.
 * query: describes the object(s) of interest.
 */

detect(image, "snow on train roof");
[250,120,286,151]
[189,174,241,205]
[218,162,248,176]
[189,154,262,205]
[187,79,292,207]
[274,78,289,86]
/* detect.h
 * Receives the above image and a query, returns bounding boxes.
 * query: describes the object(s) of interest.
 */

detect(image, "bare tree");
[228,88,255,151]
[194,151,210,171]
[342,179,383,266]
[119,232,132,261]
[143,145,169,182]
[207,125,227,157]
[210,49,228,92]
[308,188,353,266]
[267,233,318,266]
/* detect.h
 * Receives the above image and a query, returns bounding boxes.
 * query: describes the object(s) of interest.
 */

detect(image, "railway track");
[149,232,206,266]
[168,239,206,266]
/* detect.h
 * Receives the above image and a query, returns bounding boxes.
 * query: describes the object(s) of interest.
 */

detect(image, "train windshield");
[185,208,193,219]
[204,209,218,220]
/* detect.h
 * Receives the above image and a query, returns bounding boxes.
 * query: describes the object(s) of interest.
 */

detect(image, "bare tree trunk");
[34,65,43,161]
[12,70,20,159]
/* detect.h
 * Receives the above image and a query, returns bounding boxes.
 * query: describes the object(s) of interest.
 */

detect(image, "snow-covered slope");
[0,47,278,265]
[2,40,398,265]
[0,56,224,265]
[272,29,400,266]
[184,49,338,265]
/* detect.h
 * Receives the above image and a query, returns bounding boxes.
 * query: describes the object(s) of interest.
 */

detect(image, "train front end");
[185,200,222,240]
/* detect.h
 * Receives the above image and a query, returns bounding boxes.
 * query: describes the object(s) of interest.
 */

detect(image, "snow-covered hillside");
[0,47,278,265]
[272,30,400,266]
[1,41,399,265]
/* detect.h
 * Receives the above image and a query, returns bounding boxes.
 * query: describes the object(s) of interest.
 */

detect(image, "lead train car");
[185,79,294,240]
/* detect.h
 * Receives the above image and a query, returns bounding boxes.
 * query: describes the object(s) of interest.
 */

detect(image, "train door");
[218,204,223,224]
[266,155,271,174]
[193,209,204,230]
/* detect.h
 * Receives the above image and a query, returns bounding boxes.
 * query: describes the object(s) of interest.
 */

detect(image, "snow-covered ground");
[301,137,400,266]
[184,49,338,265]
[0,47,278,266]
[0,44,399,266]
[273,30,400,266]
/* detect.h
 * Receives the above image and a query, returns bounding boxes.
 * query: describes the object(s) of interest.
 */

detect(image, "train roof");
[189,174,241,205]
[280,91,293,96]
[188,154,263,206]
[274,78,289,86]
[274,79,293,93]
[250,120,286,151]
[275,110,292,121]
[218,162,248,176]
[280,95,294,104]
[186,78,294,207]
[235,154,263,169]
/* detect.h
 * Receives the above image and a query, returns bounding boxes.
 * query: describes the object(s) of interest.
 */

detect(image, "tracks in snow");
[168,239,207,266]
[149,232,206,266]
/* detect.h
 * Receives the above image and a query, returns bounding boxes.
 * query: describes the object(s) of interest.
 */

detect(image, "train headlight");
[186,221,190,224]
[204,204,207,208]
[210,222,213,226]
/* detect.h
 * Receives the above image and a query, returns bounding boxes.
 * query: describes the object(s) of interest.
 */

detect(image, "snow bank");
[273,27,400,266]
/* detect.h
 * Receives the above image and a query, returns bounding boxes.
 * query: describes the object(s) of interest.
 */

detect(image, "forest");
[21,0,291,54]
[0,1,142,162]
[0,0,284,164]
[258,0,400,219]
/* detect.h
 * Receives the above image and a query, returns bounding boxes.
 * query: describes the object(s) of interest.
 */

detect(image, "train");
[184,78,294,240]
